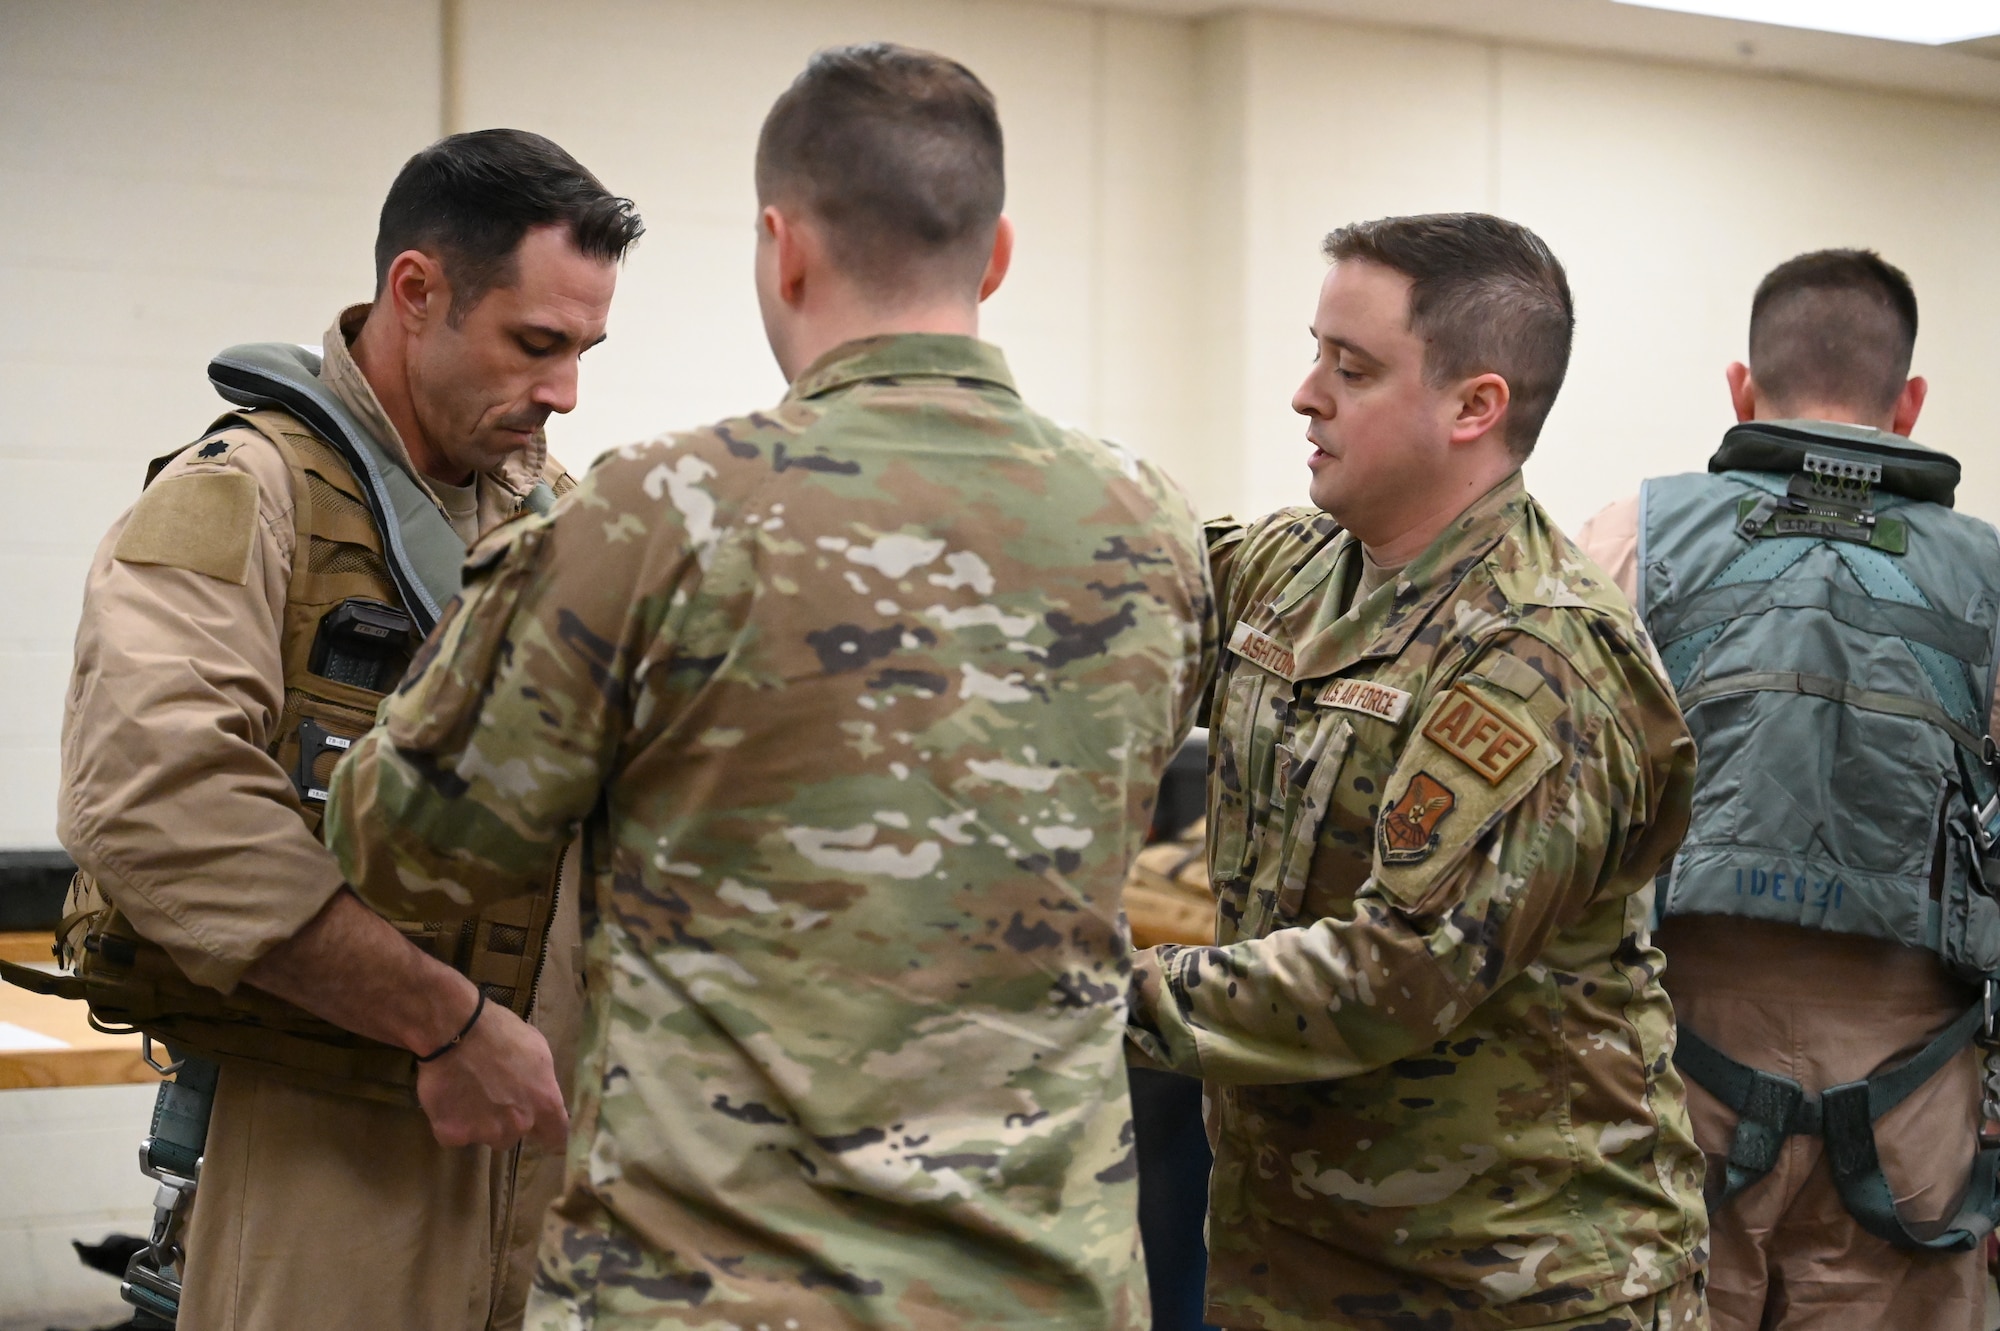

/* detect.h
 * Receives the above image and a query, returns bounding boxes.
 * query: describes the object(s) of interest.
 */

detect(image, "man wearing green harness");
[1578,249,2000,1330]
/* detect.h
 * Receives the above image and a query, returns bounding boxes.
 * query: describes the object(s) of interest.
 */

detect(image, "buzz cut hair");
[1748,249,1917,420]
[1322,213,1575,459]
[755,42,1005,302]
[375,128,644,323]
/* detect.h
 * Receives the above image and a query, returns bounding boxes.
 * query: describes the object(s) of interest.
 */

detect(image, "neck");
[1358,458,1519,567]
[348,309,468,485]
[1762,402,1895,433]
[781,296,978,382]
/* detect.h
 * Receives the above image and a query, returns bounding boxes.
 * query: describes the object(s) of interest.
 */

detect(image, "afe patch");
[1229,620,1297,680]
[1379,771,1456,864]
[1421,686,1537,785]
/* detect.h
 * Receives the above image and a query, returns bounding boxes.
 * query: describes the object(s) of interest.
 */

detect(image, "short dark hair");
[374,128,644,321]
[756,43,1004,300]
[1748,249,1917,419]
[1322,213,1574,458]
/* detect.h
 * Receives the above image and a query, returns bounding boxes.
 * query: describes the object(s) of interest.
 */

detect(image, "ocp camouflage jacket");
[1128,473,1708,1329]
[327,334,1215,1330]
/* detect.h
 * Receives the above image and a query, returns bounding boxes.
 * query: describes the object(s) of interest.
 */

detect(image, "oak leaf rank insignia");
[1379,771,1456,864]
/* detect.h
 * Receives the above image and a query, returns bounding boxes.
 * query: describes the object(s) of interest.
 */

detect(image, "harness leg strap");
[1674,1027,1815,1205]
[1820,1002,2000,1253]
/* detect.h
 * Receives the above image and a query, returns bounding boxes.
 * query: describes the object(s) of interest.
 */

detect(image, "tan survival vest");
[52,408,567,1105]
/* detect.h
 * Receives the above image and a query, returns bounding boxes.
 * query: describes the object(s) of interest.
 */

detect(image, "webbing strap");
[1647,580,1992,666]
[142,1053,217,1181]
[1657,533,1817,690]
[1833,543,1984,735]
[1675,670,1989,758]
[1674,1005,1999,1250]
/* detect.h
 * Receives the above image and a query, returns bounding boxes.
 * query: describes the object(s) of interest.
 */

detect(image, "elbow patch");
[113,470,259,585]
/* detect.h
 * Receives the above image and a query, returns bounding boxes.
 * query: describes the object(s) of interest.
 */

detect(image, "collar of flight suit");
[323,304,549,514]
[784,332,1020,404]
[1265,469,1529,683]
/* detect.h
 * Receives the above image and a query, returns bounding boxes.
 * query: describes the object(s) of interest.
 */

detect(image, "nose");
[533,356,581,416]
[1292,368,1329,420]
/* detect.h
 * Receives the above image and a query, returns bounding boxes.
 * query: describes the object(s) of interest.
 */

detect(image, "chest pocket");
[1210,652,1357,940]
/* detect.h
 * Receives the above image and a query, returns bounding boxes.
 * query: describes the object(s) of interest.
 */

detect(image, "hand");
[415,997,569,1152]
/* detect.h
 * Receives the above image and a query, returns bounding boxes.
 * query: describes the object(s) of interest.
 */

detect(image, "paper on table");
[0,1021,69,1051]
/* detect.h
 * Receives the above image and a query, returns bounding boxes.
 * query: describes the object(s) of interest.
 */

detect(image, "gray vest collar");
[1711,419,1961,508]
[208,342,464,635]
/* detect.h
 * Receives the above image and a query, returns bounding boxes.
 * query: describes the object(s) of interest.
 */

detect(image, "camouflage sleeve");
[1130,626,1693,1084]
[324,441,709,917]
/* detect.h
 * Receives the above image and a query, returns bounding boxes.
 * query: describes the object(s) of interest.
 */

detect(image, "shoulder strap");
[208,343,461,635]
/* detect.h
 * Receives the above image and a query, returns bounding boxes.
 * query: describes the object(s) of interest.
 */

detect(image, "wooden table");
[0,933,159,1090]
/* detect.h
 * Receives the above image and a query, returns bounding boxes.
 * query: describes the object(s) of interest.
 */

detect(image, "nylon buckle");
[1821,1080,1878,1178]
[1730,1070,1805,1174]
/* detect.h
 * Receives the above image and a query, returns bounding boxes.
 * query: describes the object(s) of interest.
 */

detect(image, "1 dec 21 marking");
[1735,866,1845,911]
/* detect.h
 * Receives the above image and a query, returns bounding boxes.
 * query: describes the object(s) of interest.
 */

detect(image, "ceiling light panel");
[1612,1,2000,45]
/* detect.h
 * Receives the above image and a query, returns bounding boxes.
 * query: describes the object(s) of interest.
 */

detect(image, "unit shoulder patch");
[1379,771,1456,864]
[1229,620,1297,680]
[1422,686,1538,785]
[113,470,259,585]
[1319,677,1412,723]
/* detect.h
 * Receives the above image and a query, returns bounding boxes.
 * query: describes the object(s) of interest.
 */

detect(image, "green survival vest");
[1639,418,2000,1250]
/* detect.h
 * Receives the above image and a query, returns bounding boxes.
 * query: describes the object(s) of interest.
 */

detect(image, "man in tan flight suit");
[57,129,642,1329]
[1578,249,1991,1330]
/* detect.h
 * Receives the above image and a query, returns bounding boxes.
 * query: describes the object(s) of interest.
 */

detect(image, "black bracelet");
[416,989,487,1063]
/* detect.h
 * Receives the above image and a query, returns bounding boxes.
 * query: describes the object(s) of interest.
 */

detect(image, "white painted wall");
[0,1085,162,1324]
[453,0,1206,494]
[1207,10,2000,529]
[0,0,439,850]
[2,0,1998,862]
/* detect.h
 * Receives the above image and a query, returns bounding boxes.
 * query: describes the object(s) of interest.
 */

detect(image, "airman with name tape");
[1125,214,1709,1330]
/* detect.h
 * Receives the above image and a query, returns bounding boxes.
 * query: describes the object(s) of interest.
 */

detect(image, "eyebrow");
[1309,326,1380,365]
[521,323,609,352]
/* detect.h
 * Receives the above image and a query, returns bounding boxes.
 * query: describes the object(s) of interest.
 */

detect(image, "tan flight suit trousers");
[1577,494,1991,1331]
[177,869,579,1331]
[1663,916,1986,1331]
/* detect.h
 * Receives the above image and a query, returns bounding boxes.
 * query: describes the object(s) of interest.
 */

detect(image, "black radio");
[308,599,416,693]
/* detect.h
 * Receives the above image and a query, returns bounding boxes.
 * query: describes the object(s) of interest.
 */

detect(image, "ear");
[1448,372,1510,446]
[977,216,1014,303]
[762,205,813,309]
[1891,376,1927,437]
[383,249,448,334]
[1725,362,1757,423]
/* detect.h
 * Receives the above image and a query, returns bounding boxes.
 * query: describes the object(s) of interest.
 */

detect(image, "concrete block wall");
[6,0,2000,851]
[0,1085,161,1324]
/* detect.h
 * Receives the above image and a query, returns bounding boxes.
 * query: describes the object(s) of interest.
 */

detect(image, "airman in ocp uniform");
[325,44,1214,1330]
[1126,214,1710,1330]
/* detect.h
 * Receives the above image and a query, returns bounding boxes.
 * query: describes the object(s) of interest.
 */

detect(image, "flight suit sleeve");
[1574,495,1640,605]
[325,444,705,919]
[1129,629,1695,1084]
[56,432,348,993]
